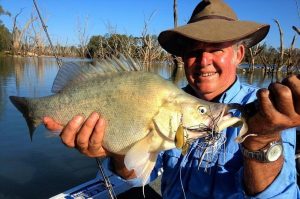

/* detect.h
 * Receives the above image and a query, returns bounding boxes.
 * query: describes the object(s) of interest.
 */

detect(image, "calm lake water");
[0,56,279,199]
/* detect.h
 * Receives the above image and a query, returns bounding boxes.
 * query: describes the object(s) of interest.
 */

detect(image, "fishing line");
[178,105,227,198]
[179,143,193,199]
[196,132,226,170]
[33,1,117,198]
[33,0,62,67]
[96,158,118,199]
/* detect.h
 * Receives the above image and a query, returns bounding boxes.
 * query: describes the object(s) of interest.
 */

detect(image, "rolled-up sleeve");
[236,128,300,198]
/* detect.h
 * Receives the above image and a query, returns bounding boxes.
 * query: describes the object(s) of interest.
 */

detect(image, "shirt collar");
[217,76,241,103]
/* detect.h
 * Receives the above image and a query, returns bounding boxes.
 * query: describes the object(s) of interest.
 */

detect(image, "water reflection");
[0,56,96,199]
[0,56,286,198]
[237,68,286,88]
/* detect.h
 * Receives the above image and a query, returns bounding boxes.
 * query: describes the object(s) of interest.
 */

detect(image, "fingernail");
[91,112,100,120]
[74,115,84,125]
[43,117,49,123]
[98,117,105,125]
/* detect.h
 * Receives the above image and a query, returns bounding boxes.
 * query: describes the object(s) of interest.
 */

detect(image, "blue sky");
[1,0,300,48]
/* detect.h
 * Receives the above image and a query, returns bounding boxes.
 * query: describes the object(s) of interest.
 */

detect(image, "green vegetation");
[0,5,11,52]
[87,34,165,62]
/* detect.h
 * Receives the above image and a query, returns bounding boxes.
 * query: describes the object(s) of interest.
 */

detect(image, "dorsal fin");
[51,54,143,93]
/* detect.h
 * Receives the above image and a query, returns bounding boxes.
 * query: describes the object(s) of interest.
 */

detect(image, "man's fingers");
[43,113,108,157]
[60,115,85,147]
[76,112,100,151]
[268,83,295,116]
[43,117,63,131]
[256,89,277,119]
[282,75,300,113]
[88,117,107,156]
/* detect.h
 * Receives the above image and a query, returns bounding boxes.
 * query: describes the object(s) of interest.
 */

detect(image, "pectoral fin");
[124,132,158,186]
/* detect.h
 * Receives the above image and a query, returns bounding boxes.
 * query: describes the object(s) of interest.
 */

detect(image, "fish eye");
[198,106,207,114]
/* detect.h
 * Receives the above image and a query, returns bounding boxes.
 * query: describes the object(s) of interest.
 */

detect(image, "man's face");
[183,43,244,101]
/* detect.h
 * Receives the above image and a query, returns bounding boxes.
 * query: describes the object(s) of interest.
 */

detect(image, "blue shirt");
[113,77,299,198]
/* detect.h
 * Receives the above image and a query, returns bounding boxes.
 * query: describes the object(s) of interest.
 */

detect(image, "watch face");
[266,144,283,162]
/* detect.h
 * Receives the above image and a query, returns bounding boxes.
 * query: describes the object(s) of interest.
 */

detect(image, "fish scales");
[10,56,246,185]
[19,71,181,153]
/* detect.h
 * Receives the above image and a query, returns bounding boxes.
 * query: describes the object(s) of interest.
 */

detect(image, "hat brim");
[158,19,270,56]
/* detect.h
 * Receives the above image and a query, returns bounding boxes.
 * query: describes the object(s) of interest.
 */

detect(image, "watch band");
[241,145,268,162]
[240,139,283,163]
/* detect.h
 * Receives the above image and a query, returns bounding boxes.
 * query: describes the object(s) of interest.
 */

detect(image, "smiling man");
[44,0,300,198]
[182,43,244,101]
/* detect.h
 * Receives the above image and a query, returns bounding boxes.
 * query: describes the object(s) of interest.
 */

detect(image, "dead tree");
[30,13,45,56]
[291,26,300,73]
[247,44,264,73]
[11,9,37,55]
[76,16,90,58]
[274,19,285,72]
[273,20,299,74]
[293,26,300,35]
[258,46,276,74]
[284,35,297,74]
[104,22,119,56]
[140,12,163,70]
[11,9,23,55]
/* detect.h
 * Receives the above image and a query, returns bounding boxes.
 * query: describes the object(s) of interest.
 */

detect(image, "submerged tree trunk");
[248,48,255,73]
[247,44,264,73]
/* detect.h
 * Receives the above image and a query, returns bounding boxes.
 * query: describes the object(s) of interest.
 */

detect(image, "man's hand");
[243,75,300,195]
[43,112,137,179]
[43,112,108,157]
[244,75,300,148]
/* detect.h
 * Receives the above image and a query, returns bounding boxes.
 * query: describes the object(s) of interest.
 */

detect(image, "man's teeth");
[200,72,216,77]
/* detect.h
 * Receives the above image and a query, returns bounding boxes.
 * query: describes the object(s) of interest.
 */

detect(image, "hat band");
[188,15,235,23]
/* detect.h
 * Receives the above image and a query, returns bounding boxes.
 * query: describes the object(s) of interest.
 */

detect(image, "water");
[0,56,97,199]
[0,56,277,199]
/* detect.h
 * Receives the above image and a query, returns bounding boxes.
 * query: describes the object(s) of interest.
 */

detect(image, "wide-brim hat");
[158,0,270,56]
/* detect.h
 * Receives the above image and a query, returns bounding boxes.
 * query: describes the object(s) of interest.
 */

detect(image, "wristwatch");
[240,139,283,163]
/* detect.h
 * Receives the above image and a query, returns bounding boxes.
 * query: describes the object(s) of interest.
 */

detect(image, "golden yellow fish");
[10,55,244,184]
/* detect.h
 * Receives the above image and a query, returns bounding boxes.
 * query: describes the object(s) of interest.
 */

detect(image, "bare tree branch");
[292,26,300,35]
[76,16,90,58]
[274,19,285,72]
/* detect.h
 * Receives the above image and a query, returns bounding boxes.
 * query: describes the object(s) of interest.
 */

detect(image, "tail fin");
[9,96,40,140]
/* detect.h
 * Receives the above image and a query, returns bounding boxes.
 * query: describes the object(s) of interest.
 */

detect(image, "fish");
[9,54,245,185]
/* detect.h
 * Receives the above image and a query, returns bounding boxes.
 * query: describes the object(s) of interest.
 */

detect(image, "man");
[44,0,300,198]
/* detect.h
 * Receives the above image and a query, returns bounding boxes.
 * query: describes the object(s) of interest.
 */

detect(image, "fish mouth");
[186,105,243,135]
[175,105,244,153]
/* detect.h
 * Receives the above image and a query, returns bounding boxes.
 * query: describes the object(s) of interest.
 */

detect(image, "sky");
[1,0,300,48]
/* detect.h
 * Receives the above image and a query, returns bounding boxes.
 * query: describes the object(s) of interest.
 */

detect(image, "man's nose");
[198,52,212,66]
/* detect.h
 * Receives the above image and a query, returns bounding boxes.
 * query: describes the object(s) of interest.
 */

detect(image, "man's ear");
[235,44,245,65]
